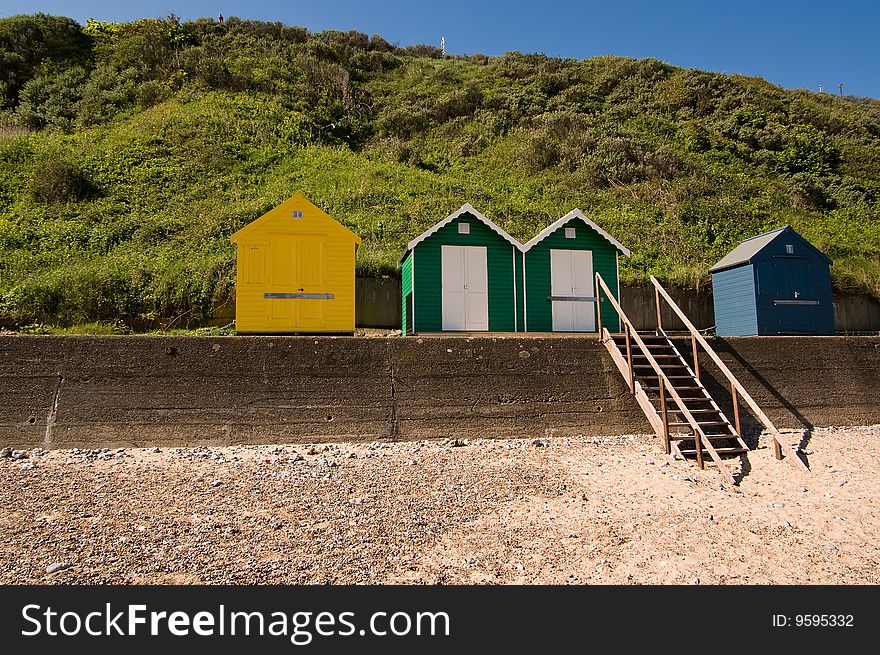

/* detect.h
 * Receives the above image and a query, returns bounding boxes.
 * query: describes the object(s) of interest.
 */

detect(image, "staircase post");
[731,383,742,438]
[660,378,670,454]
[595,273,603,341]
[694,431,705,469]
[691,334,700,381]
[654,285,662,331]
[624,323,634,393]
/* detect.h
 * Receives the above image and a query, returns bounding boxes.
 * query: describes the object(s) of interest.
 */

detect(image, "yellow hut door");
[266,234,325,330]
[296,235,325,330]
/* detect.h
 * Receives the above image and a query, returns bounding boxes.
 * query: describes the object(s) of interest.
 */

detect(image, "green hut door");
[550,249,595,332]
[441,245,488,331]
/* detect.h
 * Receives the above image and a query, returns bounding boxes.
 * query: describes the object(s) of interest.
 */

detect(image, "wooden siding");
[752,231,835,335]
[401,252,413,336]
[712,265,758,336]
[412,213,518,332]
[514,247,524,332]
[232,195,358,333]
[524,218,621,332]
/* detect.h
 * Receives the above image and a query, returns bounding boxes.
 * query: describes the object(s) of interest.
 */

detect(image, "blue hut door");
[550,249,595,332]
[776,258,817,333]
[441,245,489,331]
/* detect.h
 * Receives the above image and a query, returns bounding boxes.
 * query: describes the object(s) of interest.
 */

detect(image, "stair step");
[667,421,730,428]
[666,410,721,414]
[637,375,697,380]
[668,433,740,441]
[641,385,703,391]
[667,420,733,434]
[679,446,749,456]
[633,363,688,369]
[615,339,672,348]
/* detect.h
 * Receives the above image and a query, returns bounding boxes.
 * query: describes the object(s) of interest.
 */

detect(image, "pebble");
[532,439,547,447]
[211,480,223,487]
[11,451,28,460]
[19,463,36,471]
[770,502,784,509]
[348,497,365,505]
[824,492,834,499]
[799,487,808,493]
[837,480,846,487]
[0,447,11,458]
[46,562,70,574]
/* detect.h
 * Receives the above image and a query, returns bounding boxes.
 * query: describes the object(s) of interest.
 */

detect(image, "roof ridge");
[740,225,789,243]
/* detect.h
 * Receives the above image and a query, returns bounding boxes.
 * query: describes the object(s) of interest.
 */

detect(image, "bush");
[16,67,88,130]
[29,158,97,203]
[0,13,91,107]
[75,65,139,126]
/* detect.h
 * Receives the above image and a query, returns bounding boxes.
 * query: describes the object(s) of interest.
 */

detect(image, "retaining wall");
[0,336,645,450]
[2,335,878,450]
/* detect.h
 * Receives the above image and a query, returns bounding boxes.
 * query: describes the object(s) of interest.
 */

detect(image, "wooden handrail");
[649,275,809,473]
[596,273,736,485]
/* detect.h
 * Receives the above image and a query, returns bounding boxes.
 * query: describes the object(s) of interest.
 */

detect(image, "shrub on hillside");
[16,67,87,130]
[29,158,97,203]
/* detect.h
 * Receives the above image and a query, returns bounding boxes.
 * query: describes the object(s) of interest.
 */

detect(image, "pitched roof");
[521,209,631,256]
[230,193,362,245]
[709,225,830,273]
[398,203,522,262]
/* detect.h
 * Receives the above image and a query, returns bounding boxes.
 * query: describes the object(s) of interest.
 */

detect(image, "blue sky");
[3,1,879,98]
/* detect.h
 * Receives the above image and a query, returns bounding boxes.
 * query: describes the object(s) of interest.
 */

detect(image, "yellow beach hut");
[230,194,361,333]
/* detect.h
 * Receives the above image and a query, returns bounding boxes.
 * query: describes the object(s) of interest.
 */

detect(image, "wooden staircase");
[595,273,810,485]
[608,332,749,464]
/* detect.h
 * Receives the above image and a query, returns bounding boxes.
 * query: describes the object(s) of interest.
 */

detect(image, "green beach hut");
[522,209,630,333]
[400,204,524,335]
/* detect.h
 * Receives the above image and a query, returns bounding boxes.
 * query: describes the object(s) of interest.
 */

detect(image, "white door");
[550,249,595,332]
[442,245,489,331]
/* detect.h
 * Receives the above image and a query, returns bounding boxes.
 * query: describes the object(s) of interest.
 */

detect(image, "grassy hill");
[1,13,878,328]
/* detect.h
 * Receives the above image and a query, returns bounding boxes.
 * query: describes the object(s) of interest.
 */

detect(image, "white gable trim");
[398,203,523,263]
[522,209,631,257]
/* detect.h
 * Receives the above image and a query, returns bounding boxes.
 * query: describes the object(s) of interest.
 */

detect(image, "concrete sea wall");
[2,335,878,450]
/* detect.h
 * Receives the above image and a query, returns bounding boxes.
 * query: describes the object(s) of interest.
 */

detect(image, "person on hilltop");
[218,13,224,24]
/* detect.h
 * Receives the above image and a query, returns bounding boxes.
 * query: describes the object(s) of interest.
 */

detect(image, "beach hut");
[522,209,630,332]
[710,226,834,336]
[399,204,524,335]
[230,194,361,333]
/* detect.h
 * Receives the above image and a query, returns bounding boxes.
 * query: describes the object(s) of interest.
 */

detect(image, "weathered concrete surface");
[0,336,644,449]
[391,337,643,439]
[2,335,878,450]
[355,277,400,328]
[670,336,880,431]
